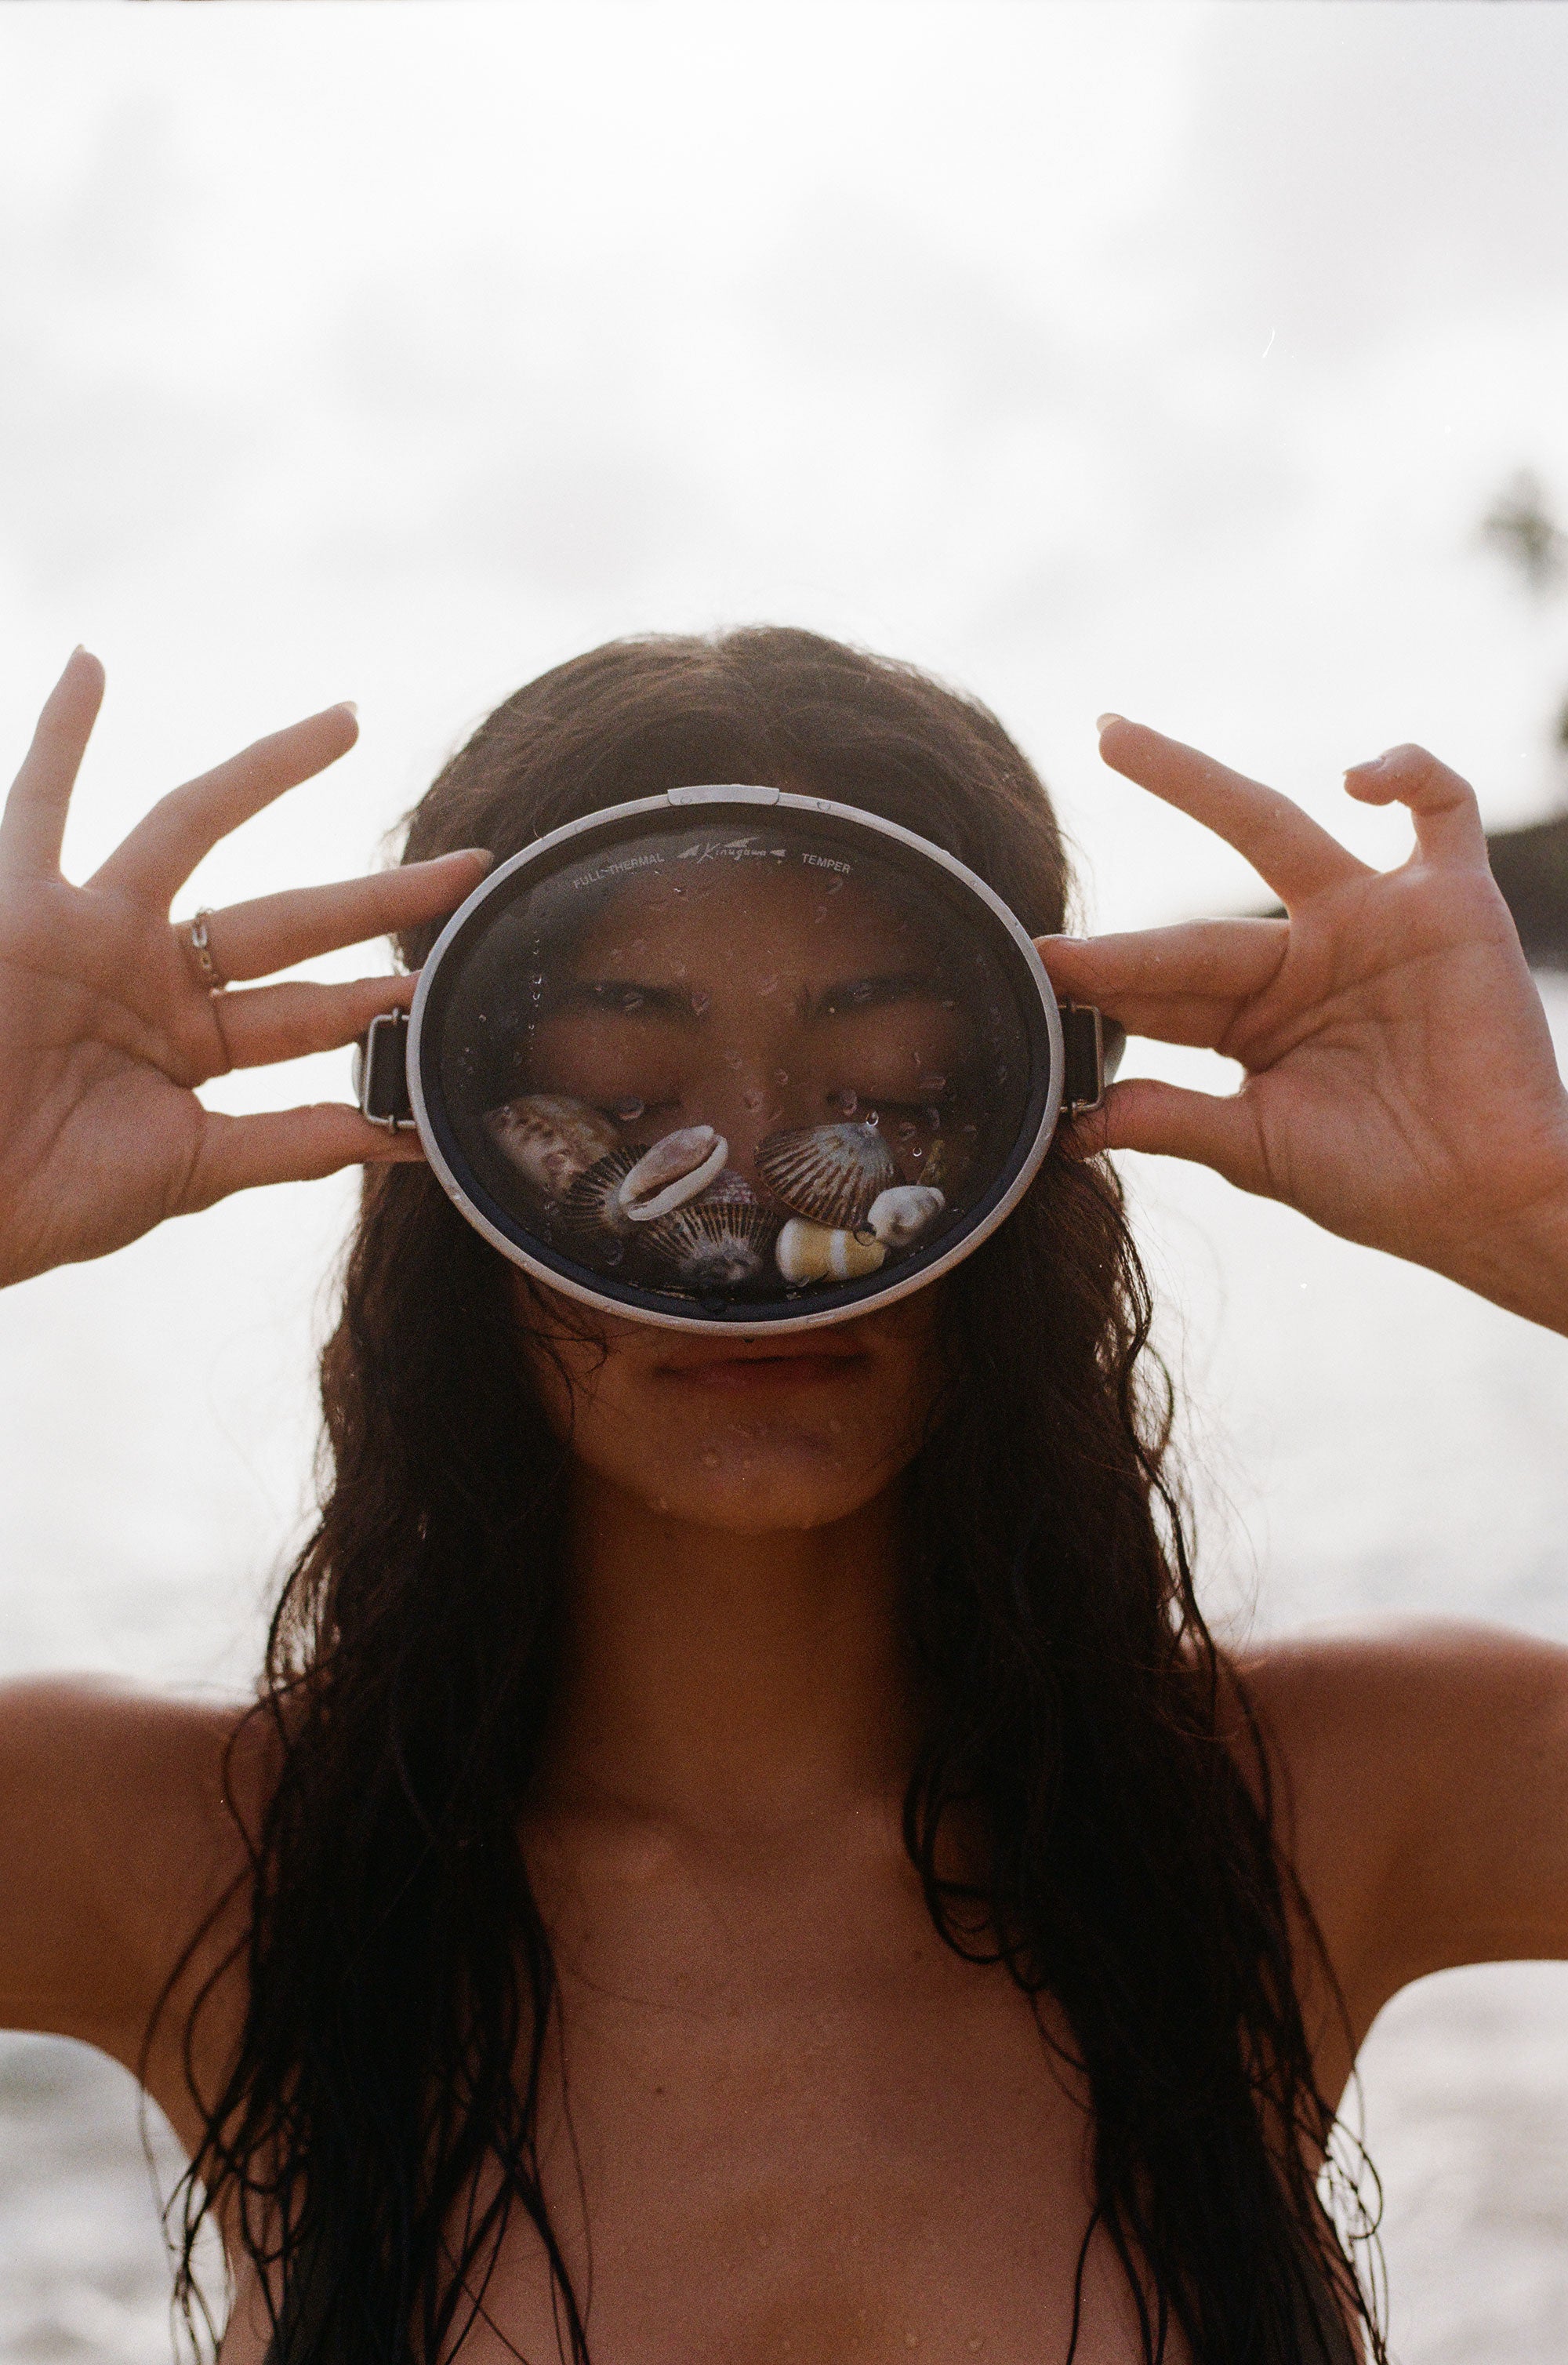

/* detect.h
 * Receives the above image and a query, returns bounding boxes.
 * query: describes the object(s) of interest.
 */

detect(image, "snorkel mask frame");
[355,785,1121,1334]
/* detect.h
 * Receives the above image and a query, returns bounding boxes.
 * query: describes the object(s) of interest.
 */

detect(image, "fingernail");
[458,846,495,868]
[1096,712,1123,733]
[339,699,358,718]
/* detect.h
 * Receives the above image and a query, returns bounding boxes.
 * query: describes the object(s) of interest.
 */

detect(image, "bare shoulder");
[1233,1625,1568,2046]
[0,1677,270,2123]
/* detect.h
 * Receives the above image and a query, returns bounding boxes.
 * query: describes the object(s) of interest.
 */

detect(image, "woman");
[2,627,1566,2365]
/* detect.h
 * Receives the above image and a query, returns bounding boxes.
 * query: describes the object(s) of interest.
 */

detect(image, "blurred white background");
[2,4,1568,2360]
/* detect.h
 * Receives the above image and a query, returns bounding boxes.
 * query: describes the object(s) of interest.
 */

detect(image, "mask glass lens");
[416,803,1055,1322]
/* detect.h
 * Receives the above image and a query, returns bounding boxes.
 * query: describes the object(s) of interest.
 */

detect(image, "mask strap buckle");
[1060,1004,1126,1115]
[354,1008,416,1131]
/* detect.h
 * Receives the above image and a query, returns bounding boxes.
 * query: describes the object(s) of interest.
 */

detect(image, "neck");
[543,1469,917,1836]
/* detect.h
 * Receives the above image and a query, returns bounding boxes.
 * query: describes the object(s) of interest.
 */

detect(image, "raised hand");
[1041,717,1568,1331]
[0,651,488,1288]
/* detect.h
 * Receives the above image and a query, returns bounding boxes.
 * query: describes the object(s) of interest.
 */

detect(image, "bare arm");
[0,652,480,2088]
[1043,717,1568,2022]
[1243,1626,1568,2076]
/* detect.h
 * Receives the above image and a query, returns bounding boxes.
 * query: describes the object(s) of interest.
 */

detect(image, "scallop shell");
[560,1147,643,1242]
[866,1183,946,1252]
[775,1217,887,1285]
[484,1093,619,1198]
[645,1171,780,1288]
[619,1124,728,1223]
[755,1121,896,1230]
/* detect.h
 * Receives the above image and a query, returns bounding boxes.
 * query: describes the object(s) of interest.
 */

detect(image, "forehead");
[561,859,930,979]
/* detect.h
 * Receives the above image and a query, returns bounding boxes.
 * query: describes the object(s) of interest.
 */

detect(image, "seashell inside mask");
[866,1183,946,1252]
[619,1124,728,1223]
[645,1170,780,1289]
[775,1216,887,1285]
[485,1094,619,1198]
[561,1146,643,1241]
[755,1121,897,1231]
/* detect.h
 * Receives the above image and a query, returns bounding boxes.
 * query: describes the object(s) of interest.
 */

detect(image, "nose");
[701,1058,804,1186]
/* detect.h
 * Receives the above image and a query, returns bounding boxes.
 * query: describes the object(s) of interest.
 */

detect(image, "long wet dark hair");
[163,629,1383,2362]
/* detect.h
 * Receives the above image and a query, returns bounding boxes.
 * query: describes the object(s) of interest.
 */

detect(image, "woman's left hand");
[1040,718,1568,1333]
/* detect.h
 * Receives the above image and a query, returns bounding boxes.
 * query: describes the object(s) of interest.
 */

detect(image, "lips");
[653,1338,867,1390]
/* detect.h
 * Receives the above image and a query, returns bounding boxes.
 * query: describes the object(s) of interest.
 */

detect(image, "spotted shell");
[619,1124,728,1223]
[560,1146,643,1242]
[645,1171,780,1288]
[866,1183,946,1251]
[484,1093,619,1198]
[775,1216,887,1285]
[755,1121,896,1231]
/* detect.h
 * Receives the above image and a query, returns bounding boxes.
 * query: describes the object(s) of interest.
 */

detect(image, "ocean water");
[3,990,1567,2363]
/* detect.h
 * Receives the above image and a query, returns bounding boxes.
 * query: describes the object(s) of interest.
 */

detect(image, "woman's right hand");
[0,650,490,1288]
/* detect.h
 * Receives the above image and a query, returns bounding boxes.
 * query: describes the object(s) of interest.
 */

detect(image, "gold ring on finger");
[187,908,229,993]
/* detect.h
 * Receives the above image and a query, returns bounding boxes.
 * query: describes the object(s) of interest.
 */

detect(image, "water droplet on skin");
[757,975,779,997]
[612,1095,644,1122]
[623,990,644,1011]
[724,1048,743,1068]
[743,1088,766,1113]
[774,1070,789,1086]
[925,1108,943,1128]
[834,1088,858,1116]
[700,1449,720,1469]
[922,1074,948,1095]
[691,990,711,1015]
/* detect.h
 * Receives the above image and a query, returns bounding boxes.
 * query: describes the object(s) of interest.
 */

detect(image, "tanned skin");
[2,654,1566,2361]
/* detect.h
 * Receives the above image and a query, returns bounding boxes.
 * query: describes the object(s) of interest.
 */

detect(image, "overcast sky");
[3,2,1567,957]
[3,1,1568,1681]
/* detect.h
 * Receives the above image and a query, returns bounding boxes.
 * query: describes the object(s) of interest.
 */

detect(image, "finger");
[1,648,107,874]
[187,1103,424,1208]
[1067,1075,1261,1190]
[1096,715,1371,907]
[187,848,492,983]
[1342,743,1490,870]
[212,973,416,1070]
[1038,919,1287,1048]
[91,702,358,906]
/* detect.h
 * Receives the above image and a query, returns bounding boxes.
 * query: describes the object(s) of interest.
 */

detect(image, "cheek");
[514,1281,943,1533]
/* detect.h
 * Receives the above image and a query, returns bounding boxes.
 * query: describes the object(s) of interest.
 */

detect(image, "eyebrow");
[543,980,700,1019]
[543,969,950,1022]
[811,970,948,1019]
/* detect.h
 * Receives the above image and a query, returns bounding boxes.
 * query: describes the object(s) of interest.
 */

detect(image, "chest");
[448,1831,1156,2365]
[222,1836,1167,2365]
